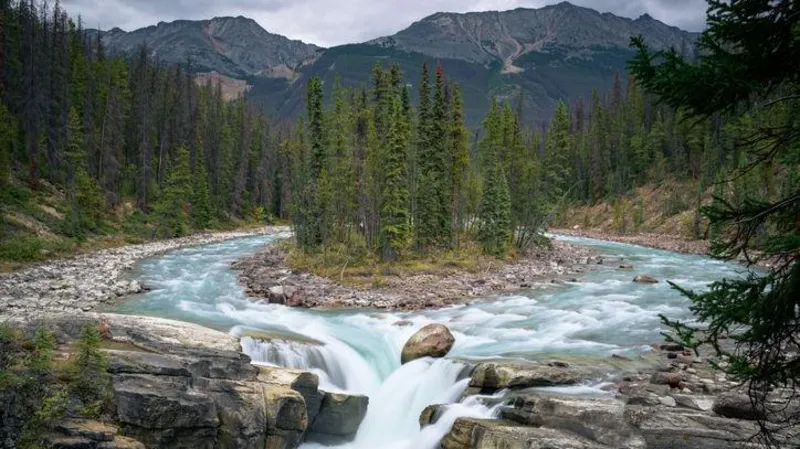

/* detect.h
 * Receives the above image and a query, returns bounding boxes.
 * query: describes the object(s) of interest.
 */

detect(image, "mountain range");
[92,2,697,125]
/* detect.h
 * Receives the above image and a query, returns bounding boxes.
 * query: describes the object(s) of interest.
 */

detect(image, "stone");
[650,371,683,388]
[713,393,765,421]
[393,320,413,327]
[419,404,446,427]
[440,418,604,449]
[54,419,117,441]
[671,394,715,411]
[628,406,763,449]
[400,324,455,364]
[470,362,587,392]
[309,391,369,437]
[633,275,659,284]
[268,285,287,303]
[257,365,322,424]
[501,393,638,447]
[619,264,634,270]
[659,396,677,407]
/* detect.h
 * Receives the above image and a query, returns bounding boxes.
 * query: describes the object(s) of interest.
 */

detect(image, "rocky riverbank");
[232,240,599,310]
[553,228,710,256]
[432,341,798,449]
[1,313,370,449]
[0,226,288,319]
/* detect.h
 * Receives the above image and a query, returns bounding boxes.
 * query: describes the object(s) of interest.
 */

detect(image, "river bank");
[0,226,288,320]
[553,228,710,256]
[233,239,600,311]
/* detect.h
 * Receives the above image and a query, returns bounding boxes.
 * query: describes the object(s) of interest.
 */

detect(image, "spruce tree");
[380,97,411,261]
[478,161,511,257]
[543,101,572,202]
[154,145,192,237]
[449,84,469,245]
[630,0,800,441]
[191,158,213,229]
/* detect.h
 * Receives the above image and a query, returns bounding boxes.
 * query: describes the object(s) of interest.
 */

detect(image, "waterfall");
[236,331,380,394]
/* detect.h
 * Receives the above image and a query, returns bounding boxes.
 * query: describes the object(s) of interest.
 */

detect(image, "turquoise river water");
[115,233,748,448]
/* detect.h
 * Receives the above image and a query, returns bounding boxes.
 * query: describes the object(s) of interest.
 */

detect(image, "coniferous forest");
[0,0,796,266]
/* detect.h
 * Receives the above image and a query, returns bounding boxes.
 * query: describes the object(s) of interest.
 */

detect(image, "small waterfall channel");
[117,232,749,448]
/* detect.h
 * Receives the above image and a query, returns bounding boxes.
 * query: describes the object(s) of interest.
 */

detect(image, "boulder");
[419,404,446,427]
[257,365,323,424]
[628,405,763,449]
[650,371,683,388]
[501,393,640,448]
[469,362,587,392]
[309,391,369,438]
[633,275,659,284]
[712,393,764,421]
[671,394,715,411]
[440,418,603,449]
[106,346,309,449]
[400,324,455,364]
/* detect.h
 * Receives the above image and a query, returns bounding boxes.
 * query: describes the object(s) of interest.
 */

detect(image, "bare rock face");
[401,324,455,364]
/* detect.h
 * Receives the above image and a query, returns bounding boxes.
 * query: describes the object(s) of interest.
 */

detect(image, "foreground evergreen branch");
[631,0,800,445]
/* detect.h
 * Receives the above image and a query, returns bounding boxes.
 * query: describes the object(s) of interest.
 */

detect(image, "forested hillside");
[1,0,794,268]
[0,0,286,265]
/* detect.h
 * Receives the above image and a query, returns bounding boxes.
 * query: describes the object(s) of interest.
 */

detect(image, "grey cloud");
[62,0,707,47]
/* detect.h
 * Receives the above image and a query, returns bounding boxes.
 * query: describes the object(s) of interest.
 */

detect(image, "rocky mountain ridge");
[93,16,321,79]
[93,2,698,124]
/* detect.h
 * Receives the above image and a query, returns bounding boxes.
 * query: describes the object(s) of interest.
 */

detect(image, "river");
[114,232,748,448]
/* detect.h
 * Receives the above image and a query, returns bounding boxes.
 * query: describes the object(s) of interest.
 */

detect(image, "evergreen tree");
[154,145,192,237]
[191,158,213,229]
[380,97,411,261]
[630,0,800,441]
[449,84,469,245]
[478,161,511,257]
[543,101,572,201]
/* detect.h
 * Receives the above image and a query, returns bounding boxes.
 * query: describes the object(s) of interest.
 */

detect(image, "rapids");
[115,232,749,448]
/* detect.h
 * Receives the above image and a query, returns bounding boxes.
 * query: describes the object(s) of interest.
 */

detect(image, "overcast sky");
[61,0,707,47]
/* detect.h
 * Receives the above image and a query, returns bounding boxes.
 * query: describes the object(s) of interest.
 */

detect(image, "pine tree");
[449,83,470,245]
[191,158,213,229]
[154,145,192,237]
[0,103,14,186]
[630,0,800,440]
[543,101,572,201]
[478,161,511,257]
[380,97,411,261]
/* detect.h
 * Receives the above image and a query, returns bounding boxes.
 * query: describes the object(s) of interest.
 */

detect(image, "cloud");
[61,0,707,47]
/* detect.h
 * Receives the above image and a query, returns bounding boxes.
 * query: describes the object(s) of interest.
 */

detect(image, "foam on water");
[118,233,752,448]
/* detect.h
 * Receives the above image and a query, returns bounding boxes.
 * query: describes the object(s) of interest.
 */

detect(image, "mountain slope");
[269,3,696,125]
[96,3,697,125]
[97,16,321,78]
[369,3,694,71]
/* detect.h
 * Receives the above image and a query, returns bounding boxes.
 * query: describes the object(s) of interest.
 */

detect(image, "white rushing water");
[116,233,750,448]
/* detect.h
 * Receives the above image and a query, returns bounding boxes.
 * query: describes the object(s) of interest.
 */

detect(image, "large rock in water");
[308,391,369,438]
[401,324,455,364]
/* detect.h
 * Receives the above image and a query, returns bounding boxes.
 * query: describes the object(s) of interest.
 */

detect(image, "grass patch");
[286,239,510,288]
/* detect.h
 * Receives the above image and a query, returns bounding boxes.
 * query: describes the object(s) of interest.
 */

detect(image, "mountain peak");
[370,4,694,67]
[97,16,320,78]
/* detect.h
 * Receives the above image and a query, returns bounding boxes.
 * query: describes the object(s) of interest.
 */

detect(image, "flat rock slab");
[470,362,590,392]
[441,418,605,449]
